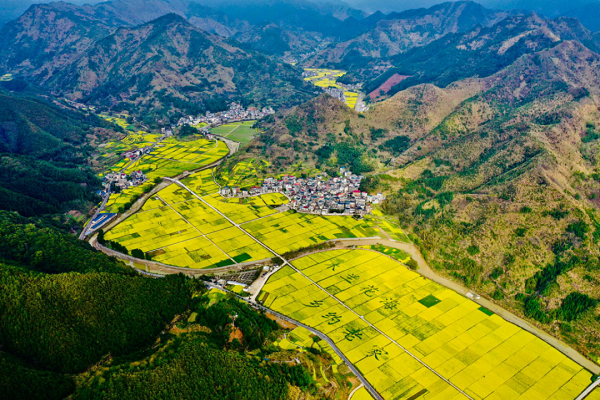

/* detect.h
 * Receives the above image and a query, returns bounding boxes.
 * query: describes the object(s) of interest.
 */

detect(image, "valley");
[1,0,600,399]
[82,103,599,399]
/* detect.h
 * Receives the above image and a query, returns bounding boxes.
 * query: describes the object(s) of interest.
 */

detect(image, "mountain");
[0,3,119,78]
[233,22,321,58]
[306,1,512,73]
[366,13,600,98]
[250,40,600,357]
[3,13,317,117]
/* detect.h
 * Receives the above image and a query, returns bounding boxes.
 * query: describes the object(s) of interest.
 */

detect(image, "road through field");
[340,238,600,376]
[205,282,384,400]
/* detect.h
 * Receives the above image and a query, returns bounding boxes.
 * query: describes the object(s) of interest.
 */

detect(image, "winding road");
[86,130,600,399]
[205,282,384,400]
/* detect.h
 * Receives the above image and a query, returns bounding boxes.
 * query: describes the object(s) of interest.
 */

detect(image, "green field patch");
[418,295,441,308]
[478,306,494,316]
[214,259,235,267]
[233,253,252,263]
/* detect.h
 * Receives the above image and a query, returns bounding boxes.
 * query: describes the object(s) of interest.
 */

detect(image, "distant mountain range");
[305,1,514,76]
[366,13,600,96]
[1,0,599,116]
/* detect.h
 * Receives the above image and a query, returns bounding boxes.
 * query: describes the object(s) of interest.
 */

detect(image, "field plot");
[260,250,596,400]
[304,68,359,109]
[211,121,258,144]
[242,212,384,254]
[304,68,346,89]
[180,169,220,196]
[104,181,275,268]
[352,387,377,400]
[205,194,278,224]
[105,183,153,213]
[218,159,270,189]
[126,138,228,180]
[344,91,359,109]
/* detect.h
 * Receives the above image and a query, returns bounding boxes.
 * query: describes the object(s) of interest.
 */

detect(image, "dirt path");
[341,238,600,375]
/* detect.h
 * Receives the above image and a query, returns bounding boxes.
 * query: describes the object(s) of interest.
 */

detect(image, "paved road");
[79,184,112,239]
[576,377,600,400]
[205,283,384,400]
[340,238,600,376]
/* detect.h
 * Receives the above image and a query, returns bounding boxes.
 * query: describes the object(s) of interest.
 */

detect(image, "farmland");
[210,120,258,144]
[304,68,346,89]
[104,166,408,269]
[304,68,360,109]
[243,212,383,254]
[104,178,273,269]
[259,250,597,400]
[104,137,228,213]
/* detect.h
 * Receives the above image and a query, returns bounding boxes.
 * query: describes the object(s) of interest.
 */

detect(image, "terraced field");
[259,250,597,400]
[218,159,270,189]
[124,138,228,180]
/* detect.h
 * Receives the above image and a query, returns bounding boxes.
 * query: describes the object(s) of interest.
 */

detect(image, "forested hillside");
[0,212,320,399]
[0,92,121,221]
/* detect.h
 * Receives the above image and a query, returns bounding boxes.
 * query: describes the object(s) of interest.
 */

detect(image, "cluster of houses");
[102,170,147,194]
[177,102,275,129]
[123,146,152,161]
[220,168,384,216]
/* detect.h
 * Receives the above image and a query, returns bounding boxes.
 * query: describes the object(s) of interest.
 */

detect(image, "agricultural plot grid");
[259,250,598,400]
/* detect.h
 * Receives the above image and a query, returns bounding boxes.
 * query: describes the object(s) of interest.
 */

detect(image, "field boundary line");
[283,258,474,400]
[157,195,235,264]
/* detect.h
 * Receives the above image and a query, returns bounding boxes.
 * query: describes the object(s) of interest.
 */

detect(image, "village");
[101,170,147,196]
[220,168,384,216]
[177,102,275,130]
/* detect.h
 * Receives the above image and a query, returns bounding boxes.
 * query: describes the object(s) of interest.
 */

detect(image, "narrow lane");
[205,283,384,400]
